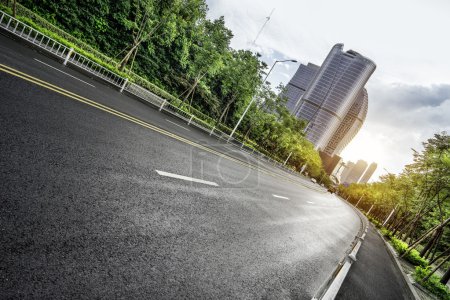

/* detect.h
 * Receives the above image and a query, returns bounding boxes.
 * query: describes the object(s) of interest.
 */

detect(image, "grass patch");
[414,266,450,300]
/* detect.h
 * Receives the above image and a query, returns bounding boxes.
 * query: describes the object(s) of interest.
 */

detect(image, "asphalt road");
[336,224,415,300]
[1,32,361,299]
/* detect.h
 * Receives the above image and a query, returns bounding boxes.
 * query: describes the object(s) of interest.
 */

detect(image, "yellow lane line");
[0,64,322,191]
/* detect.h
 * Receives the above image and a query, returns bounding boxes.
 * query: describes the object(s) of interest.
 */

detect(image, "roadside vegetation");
[340,132,450,298]
[0,0,330,183]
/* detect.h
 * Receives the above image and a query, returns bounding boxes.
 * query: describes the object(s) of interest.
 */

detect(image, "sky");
[206,0,450,181]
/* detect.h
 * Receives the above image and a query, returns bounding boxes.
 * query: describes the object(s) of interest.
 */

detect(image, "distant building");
[340,161,355,183]
[344,160,368,184]
[359,162,377,183]
[319,152,342,175]
[284,63,320,114]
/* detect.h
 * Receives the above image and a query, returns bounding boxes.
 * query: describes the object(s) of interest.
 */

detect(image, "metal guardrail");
[69,52,126,88]
[0,11,68,59]
[0,9,321,185]
[126,82,165,107]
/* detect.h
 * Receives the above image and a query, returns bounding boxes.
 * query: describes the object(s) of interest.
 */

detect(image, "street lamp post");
[227,59,297,142]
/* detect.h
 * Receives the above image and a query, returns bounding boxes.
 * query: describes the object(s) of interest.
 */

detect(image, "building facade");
[284,63,320,113]
[323,88,368,156]
[293,44,376,152]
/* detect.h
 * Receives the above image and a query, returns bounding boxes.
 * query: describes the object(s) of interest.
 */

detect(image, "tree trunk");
[422,254,450,282]
[182,78,199,104]
[429,247,450,266]
[425,230,442,260]
[216,96,235,126]
[402,217,450,258]
[13,0,17,18]
[441,264,450,285]
[420,230,439,258]
[118,21,161,71]
[119,44,137,71]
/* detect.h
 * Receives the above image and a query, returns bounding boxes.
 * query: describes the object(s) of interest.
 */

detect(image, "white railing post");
[188,115,194,125]
[355,196,363,208]
[300,164,307,174]
[366,205,374,216]
[382,204,398,227]
[283,152,292,166]
[63,48,74,65]
[209,126,215,136]
[159,100,166,111]
[120,78,128,92]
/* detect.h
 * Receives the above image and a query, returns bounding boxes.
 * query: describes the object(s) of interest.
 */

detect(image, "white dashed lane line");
[155,170,218,186]
[34,58,96,87]
[165,119,190,131]
[272,194,290,200]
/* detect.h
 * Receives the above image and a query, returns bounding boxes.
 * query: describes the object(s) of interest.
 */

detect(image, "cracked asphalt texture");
[1,32,361,299]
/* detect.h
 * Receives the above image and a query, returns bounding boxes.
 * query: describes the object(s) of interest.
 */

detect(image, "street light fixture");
[227,59,298,142]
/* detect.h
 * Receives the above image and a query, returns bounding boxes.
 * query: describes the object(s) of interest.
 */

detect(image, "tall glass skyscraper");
[293,44,376,152]
[323,88,368,156]
[284,63,319,113]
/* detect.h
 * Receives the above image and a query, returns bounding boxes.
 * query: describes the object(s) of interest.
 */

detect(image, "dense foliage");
[7,0,327,179]
[414,267,450,300]
[339,132,450,287]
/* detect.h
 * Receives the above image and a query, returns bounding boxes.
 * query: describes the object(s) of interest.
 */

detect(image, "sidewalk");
[336,223,416,300]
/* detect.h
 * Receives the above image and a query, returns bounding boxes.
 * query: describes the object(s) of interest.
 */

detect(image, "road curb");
[311,196,368,300]
[375,228,421,300]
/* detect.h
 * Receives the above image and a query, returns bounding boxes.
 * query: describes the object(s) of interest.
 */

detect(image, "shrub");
[406,249,429,267]
[381,227,393,238]
[368,216,382,229]
[414,266,450,300]
[390,238,428,267]
[391,237,408,254]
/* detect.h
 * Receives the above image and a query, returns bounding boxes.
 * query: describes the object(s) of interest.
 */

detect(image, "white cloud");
[206,0,450,180]
[341,82,450,181]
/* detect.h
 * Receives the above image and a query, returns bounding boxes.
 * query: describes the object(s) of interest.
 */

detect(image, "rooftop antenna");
[253,8,275,45]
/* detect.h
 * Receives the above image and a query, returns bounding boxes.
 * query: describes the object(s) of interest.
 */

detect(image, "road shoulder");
[335,223,416,300]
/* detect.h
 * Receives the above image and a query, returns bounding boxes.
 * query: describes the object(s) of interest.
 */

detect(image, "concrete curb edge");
[311,196,368,300]
[375,229,421,300]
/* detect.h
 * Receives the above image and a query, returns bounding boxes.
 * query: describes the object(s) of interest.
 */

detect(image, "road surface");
[0,32,360,299]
